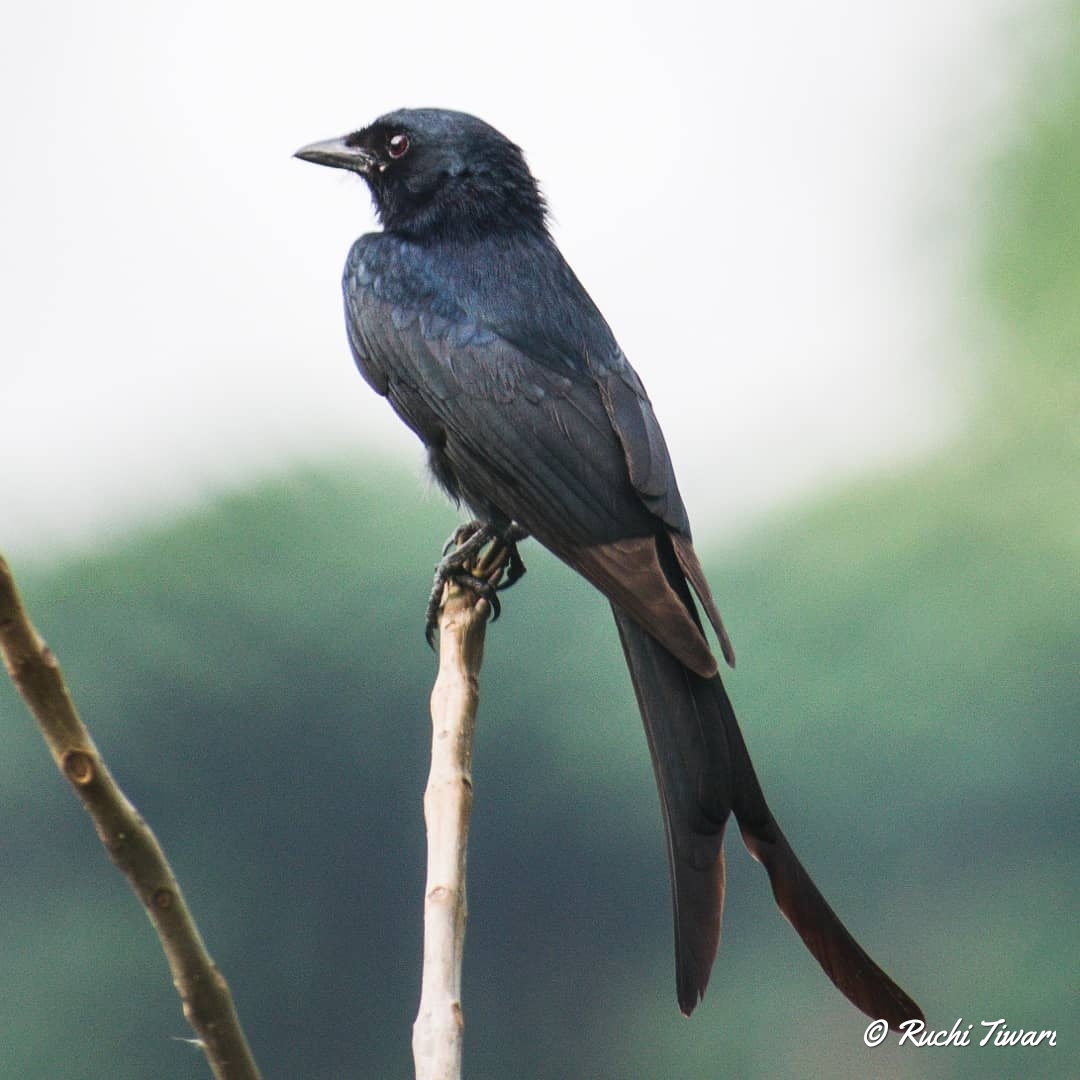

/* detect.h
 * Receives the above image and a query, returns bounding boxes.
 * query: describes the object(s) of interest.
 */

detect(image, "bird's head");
[295,108,547,241]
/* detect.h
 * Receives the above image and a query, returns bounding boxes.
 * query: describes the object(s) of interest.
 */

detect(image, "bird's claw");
[424,568,502,647]
[424,521,528,646]
[497,544,527,591]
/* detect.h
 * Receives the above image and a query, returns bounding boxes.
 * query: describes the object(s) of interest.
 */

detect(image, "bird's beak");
[294,136,378,176]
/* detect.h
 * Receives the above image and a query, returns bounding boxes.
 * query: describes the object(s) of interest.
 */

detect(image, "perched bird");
[296,108,922,1026]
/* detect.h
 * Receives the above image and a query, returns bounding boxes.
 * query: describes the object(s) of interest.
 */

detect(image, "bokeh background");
[1,2,1076,1078]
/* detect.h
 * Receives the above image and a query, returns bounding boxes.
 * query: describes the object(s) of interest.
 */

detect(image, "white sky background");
[0,1,1024,563]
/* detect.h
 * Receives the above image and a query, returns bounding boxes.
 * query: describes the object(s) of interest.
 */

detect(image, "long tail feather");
[611,603,923,1027]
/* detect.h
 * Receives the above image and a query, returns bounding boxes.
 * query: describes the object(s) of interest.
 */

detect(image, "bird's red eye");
[388,133,410,159]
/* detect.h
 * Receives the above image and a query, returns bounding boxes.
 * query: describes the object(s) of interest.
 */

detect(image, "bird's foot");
[425,522,529,647]
[439,520,486,558]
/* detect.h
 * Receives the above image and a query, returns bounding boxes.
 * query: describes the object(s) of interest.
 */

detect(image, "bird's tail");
[610,603,923,1027]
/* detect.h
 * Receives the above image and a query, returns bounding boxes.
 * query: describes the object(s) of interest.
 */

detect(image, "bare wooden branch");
[412,580,486,1080]
[413,535,511,1080]
[0,554,261,1080]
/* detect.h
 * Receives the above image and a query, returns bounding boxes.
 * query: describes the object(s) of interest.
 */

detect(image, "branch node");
[63,749,96,786]
[153,887,177,911]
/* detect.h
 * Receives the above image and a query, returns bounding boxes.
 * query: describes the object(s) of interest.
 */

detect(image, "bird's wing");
[345,249,724,675]
[592,360,735,666]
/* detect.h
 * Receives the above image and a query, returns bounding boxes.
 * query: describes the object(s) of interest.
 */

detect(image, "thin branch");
[0,554,262,1080]
[412,539,509,1080]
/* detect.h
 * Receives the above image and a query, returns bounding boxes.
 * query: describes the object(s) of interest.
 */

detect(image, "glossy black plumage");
[296,108,922,1025]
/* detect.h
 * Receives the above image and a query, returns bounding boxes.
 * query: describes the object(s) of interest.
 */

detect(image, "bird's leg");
[425,522,529,647]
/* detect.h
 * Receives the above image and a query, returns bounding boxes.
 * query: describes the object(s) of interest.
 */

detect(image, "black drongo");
[296,108,922,1027]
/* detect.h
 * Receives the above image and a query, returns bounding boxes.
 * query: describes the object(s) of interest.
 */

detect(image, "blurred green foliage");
[2,9,1078,1079]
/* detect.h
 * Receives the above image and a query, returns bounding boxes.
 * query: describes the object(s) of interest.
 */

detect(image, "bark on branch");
[0,554,261,1080]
